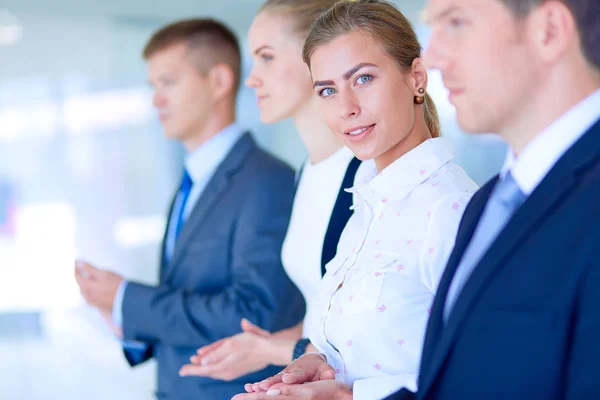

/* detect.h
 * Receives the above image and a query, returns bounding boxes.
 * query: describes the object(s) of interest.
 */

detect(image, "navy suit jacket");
[121,134,305,399]
[387,119,600,400]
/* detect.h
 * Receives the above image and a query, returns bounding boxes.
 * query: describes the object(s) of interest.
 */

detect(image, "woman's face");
[310,30,424,169]
[246,12,314,124]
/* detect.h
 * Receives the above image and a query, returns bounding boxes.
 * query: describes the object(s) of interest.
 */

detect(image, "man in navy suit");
[74,19,304,399]
[229,0,600,399]
[384,0,600,399]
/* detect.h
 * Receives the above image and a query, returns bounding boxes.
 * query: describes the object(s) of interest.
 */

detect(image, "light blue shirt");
[113,123,244,339]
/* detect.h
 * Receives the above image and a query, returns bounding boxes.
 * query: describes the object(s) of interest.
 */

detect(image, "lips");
[256,95,269,103]
[343,124,376,143]
[446,88,464,102]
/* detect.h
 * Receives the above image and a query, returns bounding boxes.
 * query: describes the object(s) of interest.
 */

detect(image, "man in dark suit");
[385,0,600,399]
[74,19,304,399]
[228,0,600,399]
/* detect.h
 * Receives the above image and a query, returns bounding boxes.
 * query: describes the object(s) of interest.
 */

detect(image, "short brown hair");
[500,0,599,70]
[143,18,242,91]
[303,0,441,138]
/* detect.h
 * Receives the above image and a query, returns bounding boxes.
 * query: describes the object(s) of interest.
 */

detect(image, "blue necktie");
[174,169,193,242]
[444,172,526,321]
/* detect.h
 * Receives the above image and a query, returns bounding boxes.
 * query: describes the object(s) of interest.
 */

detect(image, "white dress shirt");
[113,123,244,329]
[281,146,360,339]
[309,138,478,399]
[502,88,600,193]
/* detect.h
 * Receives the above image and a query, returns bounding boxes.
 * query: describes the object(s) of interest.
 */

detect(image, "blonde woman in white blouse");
[235,1,478,400]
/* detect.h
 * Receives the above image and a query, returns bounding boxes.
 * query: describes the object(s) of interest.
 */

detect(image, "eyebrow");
[312,62,377,89]
[253,45,274,55]
[423,5,461,23]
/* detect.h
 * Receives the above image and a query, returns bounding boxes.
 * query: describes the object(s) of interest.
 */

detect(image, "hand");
[245,353,335,393]
[179,319,282,381]
[231,380,353,400]
[99,308,123,339]
[74,260,123,312]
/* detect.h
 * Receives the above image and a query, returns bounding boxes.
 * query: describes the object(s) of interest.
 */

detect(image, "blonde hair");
[302,0,441,138]
[259,0,340,39]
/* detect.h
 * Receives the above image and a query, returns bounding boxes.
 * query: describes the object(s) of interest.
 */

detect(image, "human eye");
[260,53,274,62]
[355,74,373,85]
[318,87,338,98]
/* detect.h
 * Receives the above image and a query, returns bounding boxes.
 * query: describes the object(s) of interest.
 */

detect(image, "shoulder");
[244,139,294,177]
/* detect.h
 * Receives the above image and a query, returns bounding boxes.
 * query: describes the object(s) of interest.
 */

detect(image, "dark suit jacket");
[387,119,600,400]
[121,133,305,399]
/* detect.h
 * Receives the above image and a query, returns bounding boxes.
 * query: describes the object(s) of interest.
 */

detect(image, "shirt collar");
[502,88,600,195]
[184,123,244,183]
[350,137,456,203]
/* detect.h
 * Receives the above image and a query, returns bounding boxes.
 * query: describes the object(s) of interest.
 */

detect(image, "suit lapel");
[159,193,178,281]
[163,133,255,281]
[420,121,600,397]
[417,179,496,392]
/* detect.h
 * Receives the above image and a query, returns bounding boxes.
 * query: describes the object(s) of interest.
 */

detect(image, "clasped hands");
[231,353,352,400]
[180,319,352,400]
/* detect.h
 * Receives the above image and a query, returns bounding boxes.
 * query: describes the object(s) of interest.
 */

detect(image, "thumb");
[76,261,100,280]
[241,318,271,337]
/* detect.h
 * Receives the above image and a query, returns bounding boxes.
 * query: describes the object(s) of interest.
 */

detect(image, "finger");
[197,341,235,366]
[265,383,297,395]
[179,364,222,377]
[280,368,309,385]
[317,368,336,381]
[256,373,284,391]
[76,261,100,280]
[74,268,86,285]
[196,339,226,358]
[232,392,287,400]
[241,319,271,337]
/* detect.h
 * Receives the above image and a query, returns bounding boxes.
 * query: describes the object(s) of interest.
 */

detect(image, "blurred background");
[0,0,506,398]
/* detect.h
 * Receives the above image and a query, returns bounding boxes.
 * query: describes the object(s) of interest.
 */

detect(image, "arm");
[121,171,302,348]
[178,320,320,380]
[565,231,600,399]
[113,281,154,366]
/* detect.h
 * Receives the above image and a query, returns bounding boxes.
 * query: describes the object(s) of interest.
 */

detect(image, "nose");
[245,66,261,89]
[339,91,360,120]
[422,31,446,71]
[152,92,166,109]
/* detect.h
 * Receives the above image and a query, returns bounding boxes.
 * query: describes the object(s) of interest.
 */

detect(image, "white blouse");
[310,138,478,399]
[281,146,361,339]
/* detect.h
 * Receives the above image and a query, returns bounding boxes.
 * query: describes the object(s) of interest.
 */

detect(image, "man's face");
[148,42,213,143]
[424,0,540,135]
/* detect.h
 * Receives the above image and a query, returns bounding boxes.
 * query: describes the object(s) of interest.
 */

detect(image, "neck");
[375,108,432,172]
[183,102,236,153]
[293,97,343,165]
[500,63,600,157]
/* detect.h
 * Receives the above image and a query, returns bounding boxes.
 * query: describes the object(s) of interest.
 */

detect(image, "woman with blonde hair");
[234,1,477,399]
[179,0,367,383]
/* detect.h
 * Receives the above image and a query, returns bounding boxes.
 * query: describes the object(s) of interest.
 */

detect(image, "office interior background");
[0,0,506,398]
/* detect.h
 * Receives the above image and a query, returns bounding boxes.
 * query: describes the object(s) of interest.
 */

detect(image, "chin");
[345,145,375,161]
[259,110,287,125]
[456,114,492,135]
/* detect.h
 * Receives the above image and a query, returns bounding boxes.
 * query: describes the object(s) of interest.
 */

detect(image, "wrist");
[336,385,353,400]
[267,337,296,366]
